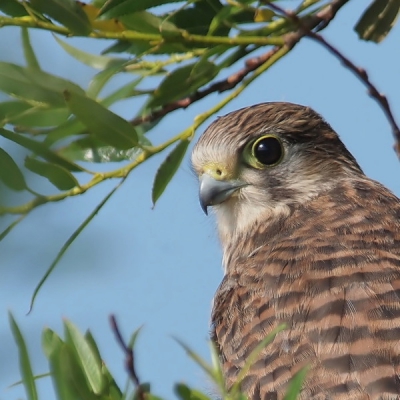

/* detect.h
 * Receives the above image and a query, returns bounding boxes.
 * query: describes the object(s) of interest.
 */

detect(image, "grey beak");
[199,174,245,215]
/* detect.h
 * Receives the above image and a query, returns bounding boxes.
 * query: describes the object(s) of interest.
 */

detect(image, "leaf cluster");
[9,314,304,400]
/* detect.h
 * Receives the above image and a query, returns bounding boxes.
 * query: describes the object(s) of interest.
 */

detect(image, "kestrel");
[191,102,400,399]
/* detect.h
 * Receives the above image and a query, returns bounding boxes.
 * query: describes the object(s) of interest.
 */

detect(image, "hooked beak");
[199,174,246,215]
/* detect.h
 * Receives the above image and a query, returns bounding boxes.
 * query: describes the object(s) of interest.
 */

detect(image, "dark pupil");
[253,137,282,165]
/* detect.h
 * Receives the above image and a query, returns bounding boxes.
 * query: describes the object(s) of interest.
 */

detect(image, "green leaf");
[21,28,40,71]
[355,0,400,43]
[100,0,184,18]
[0,148,26,191]
[208,5,241,35]
[53,34,128,70]
[169,0,225,36]
[0,215,26,242]
[8,107,70,128]
[48,343,82,400]
[175,384,211,400]
[232,324,287,394]
[42,328,64,358]
[120,11,181,35]
[174,338,217,381]
[0,0,28,16]
[9,313,39,400]
[64,90,138,149]
[0,62,85,107]
[30,0,92,35]
[84,331,103,370]
[101,77,144,106]
[152,139,189,205]
[175,383,192,400]
[149,61,218,107]
[25,158,79,190]
[87,65,126,99]
[58,135,150,163]
[42,329,83,400]
[0,101,31,122]
[128,325,144,348]
[284,367,308,400]
[64,320,105,395]
[0,128,84,172]
[30,182,122,311]
[44,118,86,146]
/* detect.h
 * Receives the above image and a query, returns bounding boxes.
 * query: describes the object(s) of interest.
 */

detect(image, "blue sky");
[1,1,400,399]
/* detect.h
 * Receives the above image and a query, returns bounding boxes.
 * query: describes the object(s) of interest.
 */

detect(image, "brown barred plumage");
[191,103,400,399]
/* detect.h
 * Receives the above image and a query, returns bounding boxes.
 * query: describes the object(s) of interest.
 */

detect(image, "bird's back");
[212,177,400,399]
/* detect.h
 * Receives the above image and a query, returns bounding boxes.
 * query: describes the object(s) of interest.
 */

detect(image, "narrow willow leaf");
[8,107,70,128]
[58,135,150,163]
[0,215,26,242]
[46,342,80,400]
[128,325,144,348]
[87,64,126,99]
[120,11,181,35]
[149,61,218,107]
[284,367,308,400]
[102,367,123,400]
[62,345,98,400]
[53,35,128,70]
[175,383,192,400]
[209,341,225,388]
[0,62,85,107]
[42,328,63,359]
[29,181,123,312]
[208,5,237,35]
[30,0,92,35]
[101,77,144,107]
[21,28,40,71]
[9,313,39,400]
[152,140,189,205]
[99,0,184,18]
[64,90,138,149]
[168,0,225,36]
[0,0,28,16]
[0,101,31,122]
[9,373,51,388]
[44,118,86,146]
[25,158,79,190]
[0,128,84,172]
[174,338,217,381]
[84,331,103,369]
[355,0,400,43]
[0,148,26,191]
[64,320,105,395]
[175,384,212,400]
[232,324,286,394]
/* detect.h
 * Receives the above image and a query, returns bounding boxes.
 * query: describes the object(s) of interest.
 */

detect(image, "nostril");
[216,169,222,176]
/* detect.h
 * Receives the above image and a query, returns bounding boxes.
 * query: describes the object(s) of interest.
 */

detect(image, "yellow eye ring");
[244,135,284,169]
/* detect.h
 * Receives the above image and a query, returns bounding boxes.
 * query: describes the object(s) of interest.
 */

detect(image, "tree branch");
[266,1,400,157]
[131,0,350,127]
[110,315,145,400]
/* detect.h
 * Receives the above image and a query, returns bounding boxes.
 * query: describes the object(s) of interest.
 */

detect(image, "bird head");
[191,102,363,239]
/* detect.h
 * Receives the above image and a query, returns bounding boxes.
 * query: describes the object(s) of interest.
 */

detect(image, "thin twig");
[266,1,400,157]
[131,0,349,127]
[110,315,145,400]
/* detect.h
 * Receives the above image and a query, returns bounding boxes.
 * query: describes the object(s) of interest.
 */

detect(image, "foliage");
[10,314,302,400]
[0,0,398,304]
[1,1,400,399]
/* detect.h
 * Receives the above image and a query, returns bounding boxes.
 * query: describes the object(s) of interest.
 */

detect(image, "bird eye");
[244,135,284,168]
